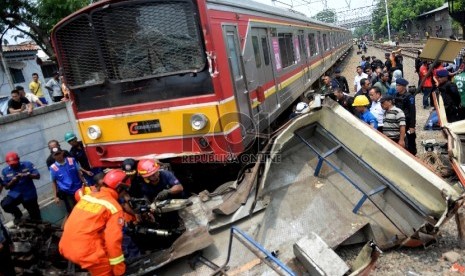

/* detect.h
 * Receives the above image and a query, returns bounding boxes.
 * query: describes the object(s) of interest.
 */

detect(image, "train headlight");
[190,114,208,131]
[87,125,102,140]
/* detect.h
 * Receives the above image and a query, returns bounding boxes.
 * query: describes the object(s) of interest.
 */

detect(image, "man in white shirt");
[368,87,384,131]
[354,66,368,93]
[16,86,45,107]
[45,72,64,102]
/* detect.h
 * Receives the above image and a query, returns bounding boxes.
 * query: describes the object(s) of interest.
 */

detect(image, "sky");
[254,0,377,20]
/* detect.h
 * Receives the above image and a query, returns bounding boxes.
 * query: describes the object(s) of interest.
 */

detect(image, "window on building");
[278,33,295,68]
[41,64,59,78]
[309,33,317,56]
[9,68,25,83]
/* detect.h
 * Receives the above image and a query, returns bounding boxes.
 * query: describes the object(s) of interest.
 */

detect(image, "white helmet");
[295,102,310,114]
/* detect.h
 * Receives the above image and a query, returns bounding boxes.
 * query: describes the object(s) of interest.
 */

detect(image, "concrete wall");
[0,102,73,221]
[406,9,461,40]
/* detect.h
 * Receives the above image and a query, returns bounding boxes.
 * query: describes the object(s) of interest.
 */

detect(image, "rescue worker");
[352,95,378,129]
[437,69,462,122]
[122,158,143,198]
[59,169,129,276]
[1,152,42,224]
[50,147,87,213]
[394,78,417,155]
[137,159,184,202]
[332,87,356,115]
[65,131,101,184]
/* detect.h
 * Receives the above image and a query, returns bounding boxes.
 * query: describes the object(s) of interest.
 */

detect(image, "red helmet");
[5,152,19,165]
[137,159,160,178]
[103,169,130,190]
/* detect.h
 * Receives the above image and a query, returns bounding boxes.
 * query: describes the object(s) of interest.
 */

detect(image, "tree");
[371,0,443,38]
[313,9,337,23]
[1,0,92,58]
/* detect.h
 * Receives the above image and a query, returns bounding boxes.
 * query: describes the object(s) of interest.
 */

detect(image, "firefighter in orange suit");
[59,169,129,276]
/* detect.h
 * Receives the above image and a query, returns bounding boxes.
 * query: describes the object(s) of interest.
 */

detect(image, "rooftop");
[419,3,448,17]
[2,42,40,53]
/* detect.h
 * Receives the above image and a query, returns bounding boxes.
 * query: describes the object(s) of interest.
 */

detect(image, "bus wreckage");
[10,98,465,275]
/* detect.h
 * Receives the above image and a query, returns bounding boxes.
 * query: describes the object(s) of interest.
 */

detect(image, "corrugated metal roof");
[2,43,40,52]
[419,3,448,17]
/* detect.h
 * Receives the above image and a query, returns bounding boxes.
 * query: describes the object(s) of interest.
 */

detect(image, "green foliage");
[313,9,337,23]
[371,0,444,38]
[1,0,92,58]
[353,26,371,38]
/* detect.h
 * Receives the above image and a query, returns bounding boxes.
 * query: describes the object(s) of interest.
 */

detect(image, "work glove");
[156,189,171,201]
[112,262,126,276]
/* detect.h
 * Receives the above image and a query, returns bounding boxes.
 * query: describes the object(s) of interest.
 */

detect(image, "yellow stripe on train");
[78,99,239,145]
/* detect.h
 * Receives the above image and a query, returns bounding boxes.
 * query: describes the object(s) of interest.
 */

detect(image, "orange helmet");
[5,152,19,165]
[103,169,130,190]
[74,186,95,202]
[137,159,160,178]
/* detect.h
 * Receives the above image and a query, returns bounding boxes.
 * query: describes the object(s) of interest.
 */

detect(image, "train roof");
[207,0,349,31]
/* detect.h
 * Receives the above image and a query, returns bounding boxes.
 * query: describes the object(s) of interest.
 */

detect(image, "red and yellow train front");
[51,0,245,167]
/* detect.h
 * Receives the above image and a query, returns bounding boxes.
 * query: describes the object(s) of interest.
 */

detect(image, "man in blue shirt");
[1,152,41,224]
[136,159,184,202]
[49,147,85,213]
[353,95,378,129]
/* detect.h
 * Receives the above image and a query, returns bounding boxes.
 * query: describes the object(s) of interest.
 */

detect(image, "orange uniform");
[59,187,125,276]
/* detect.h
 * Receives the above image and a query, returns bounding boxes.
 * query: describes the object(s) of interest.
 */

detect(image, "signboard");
[128,119,161,135]
[272,37,282,71]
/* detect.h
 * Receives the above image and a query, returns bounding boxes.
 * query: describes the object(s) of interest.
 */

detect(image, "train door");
[223,25,254,137]
[317,31,325,73]
[250,28,279,114]
[298,30,311,83]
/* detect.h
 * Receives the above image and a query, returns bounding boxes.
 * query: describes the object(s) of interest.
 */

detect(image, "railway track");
[372,42,424,59]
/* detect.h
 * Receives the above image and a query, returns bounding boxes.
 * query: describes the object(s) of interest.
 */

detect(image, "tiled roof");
[2,43,40,52]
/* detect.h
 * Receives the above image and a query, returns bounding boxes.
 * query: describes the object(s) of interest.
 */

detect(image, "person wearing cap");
[333,87,356,115]
[137,159,184,202]
[45,140,71,168]
[50,147,87,213]
[1,152,42,224]
[45,72,64,102]
[381,96,406,147]
[29,72,47,104]
[59,169,128,276]
[334,68,349,93]
[437,69,462,122]
[7,89,33,115]
[121,158,143,198]
[352,95,378,129]
[16,85,45,107]
[394,78,417,155]
[290,101,310,119]
[65,131,101,185]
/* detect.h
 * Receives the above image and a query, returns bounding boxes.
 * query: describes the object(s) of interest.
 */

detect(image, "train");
[51,0,352,180]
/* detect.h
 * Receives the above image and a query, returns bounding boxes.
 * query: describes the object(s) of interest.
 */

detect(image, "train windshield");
[54,0,205,88]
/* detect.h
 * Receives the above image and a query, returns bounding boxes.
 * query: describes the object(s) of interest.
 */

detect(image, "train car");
[51,0,352,174]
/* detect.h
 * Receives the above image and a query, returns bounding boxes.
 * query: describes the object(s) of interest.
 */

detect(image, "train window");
[252,36,261,68]
[323,34,328,51]
[261,37,270,66]
[226,32,241,78]
[298,32,306,58]
[278,33,295,68]
[309,33,317,56]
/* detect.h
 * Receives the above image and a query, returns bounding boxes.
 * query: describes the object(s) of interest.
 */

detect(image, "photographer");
[1,152,42,224]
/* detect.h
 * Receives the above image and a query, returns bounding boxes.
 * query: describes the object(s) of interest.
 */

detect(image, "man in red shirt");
[419,61,433,109]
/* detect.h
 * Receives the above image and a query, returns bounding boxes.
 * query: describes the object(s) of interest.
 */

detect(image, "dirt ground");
[335,45,465,275]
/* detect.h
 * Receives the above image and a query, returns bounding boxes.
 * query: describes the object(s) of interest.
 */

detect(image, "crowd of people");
[1,72,70,116]
[0,131,185,275]
[293,46,465,156]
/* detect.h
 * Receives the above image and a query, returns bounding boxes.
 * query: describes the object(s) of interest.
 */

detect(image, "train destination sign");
[128,119,162,135]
